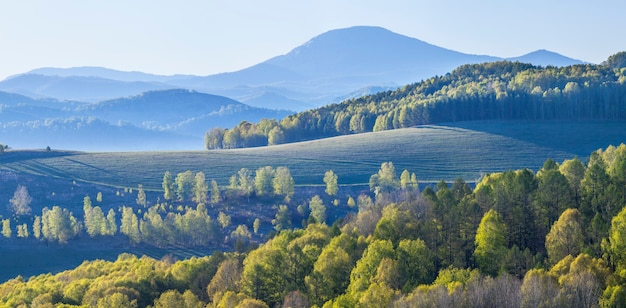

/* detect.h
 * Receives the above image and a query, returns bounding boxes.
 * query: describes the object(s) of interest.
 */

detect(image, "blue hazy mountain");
[0,26,587,111]
[506,49,585,67]
[26,66,193,83]
[0,89,291,151]
[173,26,585,109]
[79,89,291,136]
[0,74,174,102]
[183,26,499,108]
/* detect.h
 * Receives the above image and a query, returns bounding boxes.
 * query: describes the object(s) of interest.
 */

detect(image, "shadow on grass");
[0,150,78,164]
[443,120,626,158]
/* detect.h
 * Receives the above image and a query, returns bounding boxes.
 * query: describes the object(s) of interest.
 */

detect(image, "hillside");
[2,121,625,191]
[206,60,626,149]
[2,143,626,307]
[2,119,622,282]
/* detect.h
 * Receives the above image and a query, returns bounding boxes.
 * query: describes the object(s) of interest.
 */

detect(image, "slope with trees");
[206,55,626,149]
[2,144,626,307]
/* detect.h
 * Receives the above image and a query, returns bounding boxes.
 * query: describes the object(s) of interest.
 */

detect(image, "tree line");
[3,144,626,307]
[205,54,626,149]
[1,166,300,247]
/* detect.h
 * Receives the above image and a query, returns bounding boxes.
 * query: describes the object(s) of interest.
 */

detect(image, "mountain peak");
[507,49,586,67]
[284,26,430,58]
[266,25,496,83]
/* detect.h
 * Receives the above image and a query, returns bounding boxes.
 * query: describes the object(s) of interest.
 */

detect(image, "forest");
[205,52,626,149]
[1,143,626,307]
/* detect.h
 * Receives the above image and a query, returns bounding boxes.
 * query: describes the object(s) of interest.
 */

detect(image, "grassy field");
[1,120,625,190]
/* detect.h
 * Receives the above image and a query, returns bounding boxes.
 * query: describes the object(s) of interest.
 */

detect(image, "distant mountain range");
[0,90,290,151]
[0,26,588,151]
[1,26,585,110]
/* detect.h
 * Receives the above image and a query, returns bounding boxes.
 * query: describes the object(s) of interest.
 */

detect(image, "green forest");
[2,144,626,307]
[205,53,626,149]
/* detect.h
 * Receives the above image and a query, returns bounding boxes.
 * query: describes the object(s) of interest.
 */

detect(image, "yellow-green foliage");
[0,253,224,307]
[3,145,626,307]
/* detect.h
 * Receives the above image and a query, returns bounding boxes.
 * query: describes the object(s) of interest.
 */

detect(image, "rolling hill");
[2,120,624,191]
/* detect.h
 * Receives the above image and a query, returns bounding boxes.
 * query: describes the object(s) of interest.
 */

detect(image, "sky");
[1,0,625,80]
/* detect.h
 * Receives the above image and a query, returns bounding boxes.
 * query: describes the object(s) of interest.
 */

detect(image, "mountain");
[265,26,495,81]
[506,49,585,67]
[1,26,589,111]
[0,74,174,102]
[26,66,193,83]
[182,26,500,108]
[80,89,291,136]
[0,117,199,151]
[0,91,86,121]
[0,89,291,151]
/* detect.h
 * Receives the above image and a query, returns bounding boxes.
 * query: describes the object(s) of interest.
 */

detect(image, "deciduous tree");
[369,162,400,193]
[272,205,292,232]
[273,167,294,200]
[32,215,41,239]
[604,206,626,271]
[194,172,208,203]
[41,206,80,244]
[255,166,275,197]
[545,208,583,264]
[218,212,231,229]
[308,195,326,224]
[474,209,507,276]
[9,185,32,216]
[176,170,195,201]
[253,218,261,234]
[207,258,242,302]
[120,206,140,244]
[162,171,175,200]
[400,169,411,190]
[347,239,394,297]
[210,179,220,204]
[324,170,338,196]
[2,219,11,238]
[237,168,255,197]
[136,184,147,207]
[520,269,558,308]
[559,157,585,204]
[268,126,285,145]
[16,224,28,238]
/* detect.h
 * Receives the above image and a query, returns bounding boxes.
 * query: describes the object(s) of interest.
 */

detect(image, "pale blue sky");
[1,0,624,80]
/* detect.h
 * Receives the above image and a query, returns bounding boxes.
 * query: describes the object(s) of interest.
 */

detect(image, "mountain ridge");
[1,26,587,111]
[0,89,291,151]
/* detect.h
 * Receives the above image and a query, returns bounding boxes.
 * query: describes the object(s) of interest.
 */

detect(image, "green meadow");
[2,121,624,190]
